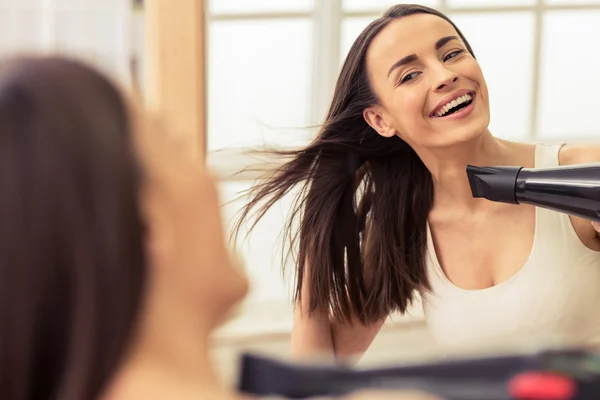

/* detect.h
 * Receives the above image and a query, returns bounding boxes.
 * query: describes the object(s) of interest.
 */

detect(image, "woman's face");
[363,13,490,150]
[133,112,249,326]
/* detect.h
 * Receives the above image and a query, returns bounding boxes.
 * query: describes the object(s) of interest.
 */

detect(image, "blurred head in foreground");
[0,55,248,400]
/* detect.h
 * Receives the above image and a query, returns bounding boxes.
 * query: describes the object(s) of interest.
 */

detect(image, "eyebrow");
[386,35,460,78]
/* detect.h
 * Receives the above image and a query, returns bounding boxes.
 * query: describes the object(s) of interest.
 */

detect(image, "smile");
[431,91,476,119]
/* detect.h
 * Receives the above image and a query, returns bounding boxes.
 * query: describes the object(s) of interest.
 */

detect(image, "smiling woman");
[233,3,600,363]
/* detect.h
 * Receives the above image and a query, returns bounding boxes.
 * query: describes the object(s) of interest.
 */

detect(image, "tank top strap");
[534,142,565,168]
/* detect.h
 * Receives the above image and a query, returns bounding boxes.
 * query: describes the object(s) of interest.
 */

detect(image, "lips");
[430,89,476,118]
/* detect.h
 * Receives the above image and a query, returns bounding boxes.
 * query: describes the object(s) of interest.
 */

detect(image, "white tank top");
[421,142,600,350]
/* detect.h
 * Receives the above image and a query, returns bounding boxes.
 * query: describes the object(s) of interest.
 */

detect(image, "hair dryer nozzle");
[466,165,522,205]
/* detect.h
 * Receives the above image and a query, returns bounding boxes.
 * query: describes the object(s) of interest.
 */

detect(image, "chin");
[203,265,250,330]
[233,271,250,302]
[423,129,484,150]
[453,124,488,144]
[224,270,250,310]
[214,280,250,329]
[429,114,490,148]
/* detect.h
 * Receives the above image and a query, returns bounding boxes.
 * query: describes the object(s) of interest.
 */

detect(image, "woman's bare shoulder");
[559,143,600,166]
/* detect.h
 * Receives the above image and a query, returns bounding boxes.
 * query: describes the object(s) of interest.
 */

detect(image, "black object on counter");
[238,348,600,399]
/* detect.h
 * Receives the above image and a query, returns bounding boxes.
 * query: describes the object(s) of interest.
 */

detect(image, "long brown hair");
[0,56,146,399]
[234,4,475,325]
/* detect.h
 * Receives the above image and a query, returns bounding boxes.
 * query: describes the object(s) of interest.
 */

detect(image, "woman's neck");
[414,132,533,213]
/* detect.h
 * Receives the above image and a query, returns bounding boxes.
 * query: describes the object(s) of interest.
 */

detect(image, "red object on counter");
[508,371,576,399]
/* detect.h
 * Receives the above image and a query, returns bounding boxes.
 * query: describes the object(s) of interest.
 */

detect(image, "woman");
[0,55,438,400]
[235,3,600,362]
[0,55,149,400]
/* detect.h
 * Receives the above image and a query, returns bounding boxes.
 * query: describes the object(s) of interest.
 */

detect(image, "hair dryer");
[465,163,600,222]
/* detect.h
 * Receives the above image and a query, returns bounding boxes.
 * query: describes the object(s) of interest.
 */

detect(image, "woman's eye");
[444,49,464,62]
[400,71,421,84]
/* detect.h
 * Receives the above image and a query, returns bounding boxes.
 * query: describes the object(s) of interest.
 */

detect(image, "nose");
[432,65,459,92]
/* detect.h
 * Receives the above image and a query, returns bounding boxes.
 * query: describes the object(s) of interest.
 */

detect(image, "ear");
[363,105,397,138]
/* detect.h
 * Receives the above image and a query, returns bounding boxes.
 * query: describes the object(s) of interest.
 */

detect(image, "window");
[0,0,137,86]
[537,10,600,140]
[208,0,313,14]
[447,0,535,6]
[343,0,438,11]
[219,181,296,305]
[207,0,600,318]
[207,19,314,151]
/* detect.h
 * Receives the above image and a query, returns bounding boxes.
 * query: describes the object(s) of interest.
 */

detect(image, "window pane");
[0,0,41,7]
[55,0,125,9]
[447,0,535,6]
[545,0,600,4]
[0,0,127,9]
[209,0,313,14]
[538,11,600,140]
[218,181,293,304]
[343,0,439,12]
[55,10,127,80]
[340,17,372,65]
[208,20,314,151]
[450,13,535,141]
[0,10,42,55]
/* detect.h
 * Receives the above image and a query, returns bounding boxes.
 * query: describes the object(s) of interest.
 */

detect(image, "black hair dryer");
[466,163,600,223]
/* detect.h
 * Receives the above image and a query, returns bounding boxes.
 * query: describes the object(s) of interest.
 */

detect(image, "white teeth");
[436,94,473,117]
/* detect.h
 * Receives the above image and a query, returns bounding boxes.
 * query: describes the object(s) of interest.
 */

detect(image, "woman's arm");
[290,263,385,363]
[290,299,335,361]
[290,262,335,360]
[331,314,386,362]
[291,303,385,363]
